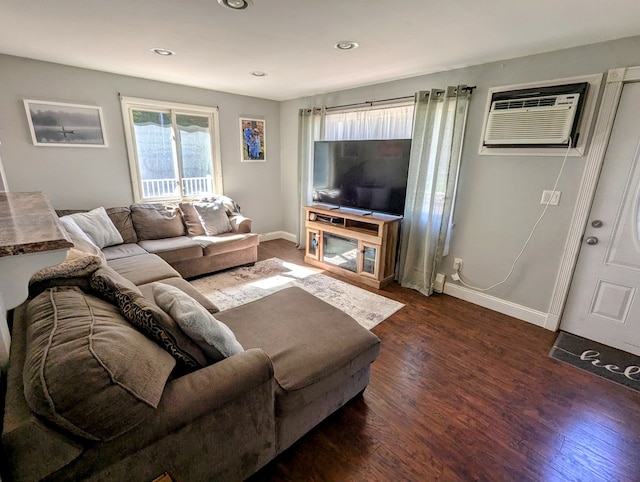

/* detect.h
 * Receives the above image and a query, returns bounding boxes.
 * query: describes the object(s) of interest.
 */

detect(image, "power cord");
[452,138,573,292]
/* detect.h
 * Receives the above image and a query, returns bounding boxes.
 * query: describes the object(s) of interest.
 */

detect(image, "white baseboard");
[443,282,550,329]
[259,231,297,243]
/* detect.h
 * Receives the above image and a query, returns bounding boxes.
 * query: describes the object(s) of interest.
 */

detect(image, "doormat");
[190,257,404,330]
[549,331,640,393]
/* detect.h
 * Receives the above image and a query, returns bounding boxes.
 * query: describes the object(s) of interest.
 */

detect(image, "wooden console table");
[0,192,72,370]
[304,205,402,289]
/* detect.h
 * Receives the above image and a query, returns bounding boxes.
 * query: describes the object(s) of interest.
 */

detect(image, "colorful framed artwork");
[240,117,266,162]
[23,99,108,147]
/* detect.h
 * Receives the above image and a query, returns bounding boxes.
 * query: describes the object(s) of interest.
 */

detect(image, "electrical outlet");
[541,190,561,206]
[453,258,463,271]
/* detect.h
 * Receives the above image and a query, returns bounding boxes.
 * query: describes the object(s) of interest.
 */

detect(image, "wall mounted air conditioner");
[482,82,588,148]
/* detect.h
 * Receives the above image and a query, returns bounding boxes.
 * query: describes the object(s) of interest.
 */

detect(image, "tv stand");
[304,205,402,289]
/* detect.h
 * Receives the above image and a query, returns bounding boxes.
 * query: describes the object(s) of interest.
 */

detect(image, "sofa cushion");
[192,202,232,236]
[131,203,186,241]
[106,206,138,244]
[138,277,219,314]
[216,287,380,411]
[22,287,176,441]
[67,207,124,248]
[102,242,148,261]
[195,233,259,257]
[153,282,243,361]
[137,237,203,264]
[107,253,181,285]
[179,202,206,236]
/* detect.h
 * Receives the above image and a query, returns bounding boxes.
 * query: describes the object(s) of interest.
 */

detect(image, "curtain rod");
[325,86,477,111]
[325,95,415,112]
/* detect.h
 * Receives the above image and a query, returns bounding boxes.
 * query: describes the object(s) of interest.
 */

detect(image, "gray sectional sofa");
[2,199,381,482]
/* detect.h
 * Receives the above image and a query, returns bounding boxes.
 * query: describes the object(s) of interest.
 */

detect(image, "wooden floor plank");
[247,240,640,482]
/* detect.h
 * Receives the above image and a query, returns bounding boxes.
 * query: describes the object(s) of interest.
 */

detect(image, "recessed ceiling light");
[217,0,251,9]
[150,48,176,56]
[251,71,267,77]
[334,41,359,51]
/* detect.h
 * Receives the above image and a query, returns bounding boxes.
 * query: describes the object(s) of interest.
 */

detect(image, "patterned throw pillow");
[90,267,208,370]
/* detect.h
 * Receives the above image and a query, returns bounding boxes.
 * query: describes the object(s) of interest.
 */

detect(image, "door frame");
[546,66,640,331]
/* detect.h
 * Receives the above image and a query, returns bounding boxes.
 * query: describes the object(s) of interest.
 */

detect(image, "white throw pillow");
[193,202,232,236]
[152,282,244,361]
[59,216,106,263]
[68,207,124,248]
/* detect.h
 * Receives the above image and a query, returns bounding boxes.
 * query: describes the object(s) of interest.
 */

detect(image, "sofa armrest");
[158,348,272,422]
[47,349,276,481]
[229,214,252,233]
[90,349,273,450]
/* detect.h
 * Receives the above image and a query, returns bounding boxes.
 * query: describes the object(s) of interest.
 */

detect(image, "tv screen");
[312,139,412,216]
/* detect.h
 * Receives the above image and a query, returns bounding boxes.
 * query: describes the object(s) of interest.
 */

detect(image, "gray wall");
[4,35,640,315]
[0,54,281,234]
[280,35,640,313]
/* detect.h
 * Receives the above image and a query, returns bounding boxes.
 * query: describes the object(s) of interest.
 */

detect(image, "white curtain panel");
[397,87,471,296]
[324,103,414,140]
[297,107,325,248]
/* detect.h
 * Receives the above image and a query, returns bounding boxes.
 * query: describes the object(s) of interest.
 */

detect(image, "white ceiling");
[2,0,640,101]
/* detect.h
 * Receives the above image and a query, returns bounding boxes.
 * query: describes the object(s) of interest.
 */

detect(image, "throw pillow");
[23,287,176,441]
[90,267,209,370]
[193,202,232,236]
[59,215,107,263]
[68,207,124,248]
[152,282,244,361]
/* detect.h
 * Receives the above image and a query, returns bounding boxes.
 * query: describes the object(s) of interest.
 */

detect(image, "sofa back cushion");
[23,287,175,441]
[106,206,138,244]
[131,203,186,241]
[179,202,206,236]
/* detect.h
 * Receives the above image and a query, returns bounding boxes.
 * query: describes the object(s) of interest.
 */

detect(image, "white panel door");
[561,81,640,355]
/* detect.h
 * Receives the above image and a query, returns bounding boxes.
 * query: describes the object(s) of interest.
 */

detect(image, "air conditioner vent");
[482,82,588,147]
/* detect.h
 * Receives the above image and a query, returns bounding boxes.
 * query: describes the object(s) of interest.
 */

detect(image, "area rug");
[190,257,404,330]
[549,331,640,393]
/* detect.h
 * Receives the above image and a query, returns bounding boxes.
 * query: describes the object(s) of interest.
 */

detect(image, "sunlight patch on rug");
[190,257,404,330]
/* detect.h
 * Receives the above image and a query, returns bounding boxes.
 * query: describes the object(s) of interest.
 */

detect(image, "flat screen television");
[312,139,412,216]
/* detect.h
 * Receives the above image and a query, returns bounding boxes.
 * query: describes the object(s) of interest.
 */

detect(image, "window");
[120,97,223,202]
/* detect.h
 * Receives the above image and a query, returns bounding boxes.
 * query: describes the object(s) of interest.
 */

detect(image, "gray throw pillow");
[193,201,232,236]
[152,282,244,361]
[68,207,124,248]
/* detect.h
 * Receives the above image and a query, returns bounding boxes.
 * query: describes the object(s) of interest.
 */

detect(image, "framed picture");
[23,100,108,147]
[240,117,266,162]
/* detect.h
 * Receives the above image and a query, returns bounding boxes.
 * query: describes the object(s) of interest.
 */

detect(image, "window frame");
[120,96,223,203]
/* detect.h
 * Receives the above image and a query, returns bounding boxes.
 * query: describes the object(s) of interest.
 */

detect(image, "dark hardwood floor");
[249,239,640,482]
